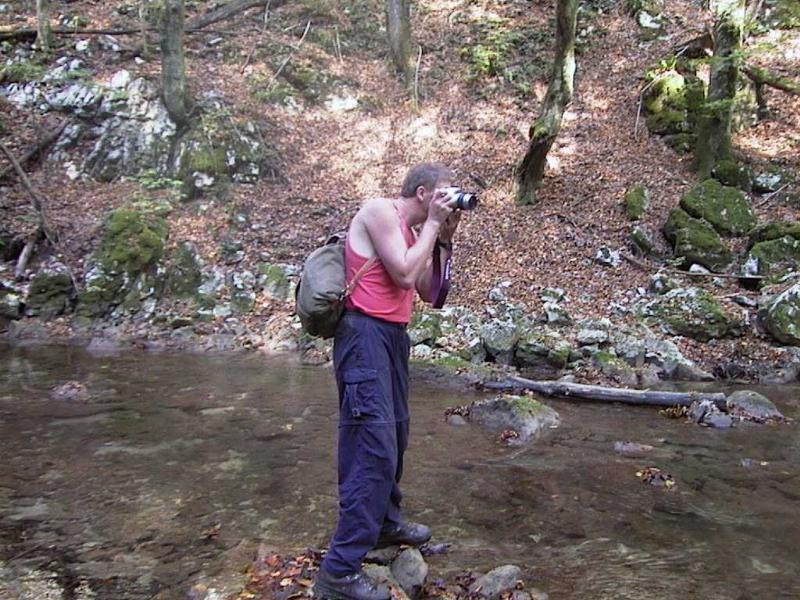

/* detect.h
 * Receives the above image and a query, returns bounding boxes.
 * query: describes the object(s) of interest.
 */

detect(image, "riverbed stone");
[469,565,522,599]
[638,287,742,341]
[679,179,756,237]
[663,208,732,272]
[468,395,559,444]
[390,548,428,599]
[759,283,800,345]
[726,390,784,421]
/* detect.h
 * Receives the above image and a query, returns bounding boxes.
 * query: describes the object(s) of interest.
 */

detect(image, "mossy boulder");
[679,179,756,237]
[26,263,74,319]
[409,311,443,346]
[746,236,800,278]
[630,225,657,256]
[174,106,277,197]
[644,69,705,136]
[759,283,800,345]
[77,206,169,318]
[639,287,743,341]
[480,318,520,365]
[663,208,732,272]
[625,186,649,221]
[712,160,754,192]
[516,329,578,370]
[165,242,203,298]
[467,395,560,444]
[257,263,294,302]
[592,351,638,386]
[748,221,800,248]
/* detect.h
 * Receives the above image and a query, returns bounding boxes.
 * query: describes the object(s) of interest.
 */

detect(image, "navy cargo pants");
[321,310,411,577]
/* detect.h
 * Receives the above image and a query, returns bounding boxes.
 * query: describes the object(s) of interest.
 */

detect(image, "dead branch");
[0,120,68,182]
[743,64,800,96]
[755,184,790,208]
[269,20,311,86]
[483,376,727,408]
[187,0,287,32]
[240,0,271,73]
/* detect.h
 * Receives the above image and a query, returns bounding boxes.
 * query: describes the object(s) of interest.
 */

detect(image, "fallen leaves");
[636,466,676,489]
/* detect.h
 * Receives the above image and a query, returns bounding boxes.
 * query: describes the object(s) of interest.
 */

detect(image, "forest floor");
[1,0,799,377]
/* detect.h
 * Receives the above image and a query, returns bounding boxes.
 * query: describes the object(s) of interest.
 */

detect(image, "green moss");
[748,236,800,276]
[642,287,741,341]
[765,0,800,29]
[712,159,753,191]
[0,59,46,84]
[509,395,547,415]
[664,208,732,272]
[679,179,756,236]
[100,208,169,274]
[748,221,800,247]
[625,186,649,220]
[166,242,202,297]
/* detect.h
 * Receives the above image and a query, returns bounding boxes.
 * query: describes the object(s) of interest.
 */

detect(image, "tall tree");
[161,0,189,127]
[694,0,746,178]
[516,0,578,205]
[386,0,414,90]
[35,0,52,52]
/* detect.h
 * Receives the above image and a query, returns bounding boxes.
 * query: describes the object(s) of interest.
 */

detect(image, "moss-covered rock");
[257,263,293,302]
[625,186,649,220]
[409,311,443,346]
[679,179,756,237]
[759,283,800,345]
[165,242,203,298]
[467,395,560,444]
[26,264,74,319]
[76,206,169,318]
[592,350,638,385]
[746,236,800,278]
[764,0,800,29]
[662,133,696,154]
[630,225,657,256]
[480,318,520,365]
[643,68,706,136]
[748,221,800,248]
[515,329,574,370]
[663,208,732,272]
[639,286,743,341]
[712,159,754,192]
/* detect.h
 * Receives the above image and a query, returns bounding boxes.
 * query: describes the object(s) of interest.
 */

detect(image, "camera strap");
[431,242,452,309]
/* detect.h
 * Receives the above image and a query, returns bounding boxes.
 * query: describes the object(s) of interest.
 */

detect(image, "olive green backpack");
[295,232,377,338]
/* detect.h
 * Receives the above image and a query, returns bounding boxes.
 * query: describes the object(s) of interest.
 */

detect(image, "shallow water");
[0,344,798,599]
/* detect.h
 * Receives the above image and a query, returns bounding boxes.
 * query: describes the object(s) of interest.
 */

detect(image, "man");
[314,163,460,600]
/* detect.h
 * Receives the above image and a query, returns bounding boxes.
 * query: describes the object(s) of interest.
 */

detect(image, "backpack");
[295,232,377,339]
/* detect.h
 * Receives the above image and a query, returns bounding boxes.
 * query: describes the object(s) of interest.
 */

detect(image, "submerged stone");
[726,390,784,421]
[468,395,559,444]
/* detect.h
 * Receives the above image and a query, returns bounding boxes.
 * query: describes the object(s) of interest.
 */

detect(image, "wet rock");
[468,395,559,444]
[446,414,467,426]
[758,363,800,385]
[726,391,784,421]
[6,320,51,342]
[613,441,655,458]
[391,548,428,599]
[689,399,733,429]
[469,565,522,599]
[50,381,91,402]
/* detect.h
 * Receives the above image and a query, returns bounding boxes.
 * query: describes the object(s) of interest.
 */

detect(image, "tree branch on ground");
[743,64,800,95]
[483,376,728,408]
[0,120,68,182]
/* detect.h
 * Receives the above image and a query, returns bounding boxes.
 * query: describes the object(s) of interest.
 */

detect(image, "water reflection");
[0,344,798,599]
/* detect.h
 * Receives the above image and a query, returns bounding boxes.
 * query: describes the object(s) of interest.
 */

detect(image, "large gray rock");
[25,261,74,319]
[727,390,784,421]
[469,565,522,599]
[759,283,800,345]
[744,236,800,278]
[362,565,409,600]
[638,287,743,342]
[390,548,428,599]
[680,179,756,237]
[468,395,559,444]
[480,318,519,365]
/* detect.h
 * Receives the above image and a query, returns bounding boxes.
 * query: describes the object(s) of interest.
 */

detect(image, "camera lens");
[456,192,478,210]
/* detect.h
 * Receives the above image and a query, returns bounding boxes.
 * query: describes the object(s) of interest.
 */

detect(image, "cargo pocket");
[341,368,386,424]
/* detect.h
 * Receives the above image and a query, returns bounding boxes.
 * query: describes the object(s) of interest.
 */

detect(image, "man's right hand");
[428,189,455,226]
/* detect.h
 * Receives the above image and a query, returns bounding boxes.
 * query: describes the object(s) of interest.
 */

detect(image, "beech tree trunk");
[386,0,414,90]
[516,0,578,205]
[694,0,745,178]
[36,0,51,52]
[161,0,189,128]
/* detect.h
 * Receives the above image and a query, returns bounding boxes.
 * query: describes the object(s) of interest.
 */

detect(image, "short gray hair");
[400,162,452,197]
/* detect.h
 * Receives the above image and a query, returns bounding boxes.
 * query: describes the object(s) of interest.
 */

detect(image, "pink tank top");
[344,207,416,324]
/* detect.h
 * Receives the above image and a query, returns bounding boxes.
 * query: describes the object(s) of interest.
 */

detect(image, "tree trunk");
[36,0,51,52]
[161,0,189,128]
[516,0,578,205]
[386,0,414,90]
[694,0,745,178]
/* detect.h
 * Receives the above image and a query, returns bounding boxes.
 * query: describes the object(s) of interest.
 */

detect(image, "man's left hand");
[438,211,461,245]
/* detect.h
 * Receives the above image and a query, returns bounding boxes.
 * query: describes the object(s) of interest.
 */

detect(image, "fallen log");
[483,376,727,408]
[187,0,288,31]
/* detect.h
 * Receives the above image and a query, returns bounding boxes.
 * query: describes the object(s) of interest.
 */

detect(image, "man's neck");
[394,196,426,228]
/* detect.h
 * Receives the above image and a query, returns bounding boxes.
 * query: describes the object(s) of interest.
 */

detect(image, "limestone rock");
[745,236,800,278]
[468,395,559,444]
[759,284,800,345]
[639,287,742,342]
[165,242,203,297]
[480,318,519,365]
[409,311,443,346]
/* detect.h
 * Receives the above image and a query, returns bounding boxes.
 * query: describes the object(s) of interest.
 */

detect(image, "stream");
[1,344,798,599]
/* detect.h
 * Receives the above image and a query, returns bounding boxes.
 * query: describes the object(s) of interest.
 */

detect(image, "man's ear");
[415,185,427,202]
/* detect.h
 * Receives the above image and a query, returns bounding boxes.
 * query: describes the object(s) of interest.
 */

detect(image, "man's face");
[420,179,452,207]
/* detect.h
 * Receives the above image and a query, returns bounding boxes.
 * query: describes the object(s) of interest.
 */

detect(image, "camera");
[443,186,479,211]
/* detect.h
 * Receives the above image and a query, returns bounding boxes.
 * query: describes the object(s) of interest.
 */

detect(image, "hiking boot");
[313,567,391,600]
[375,521,432,548]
